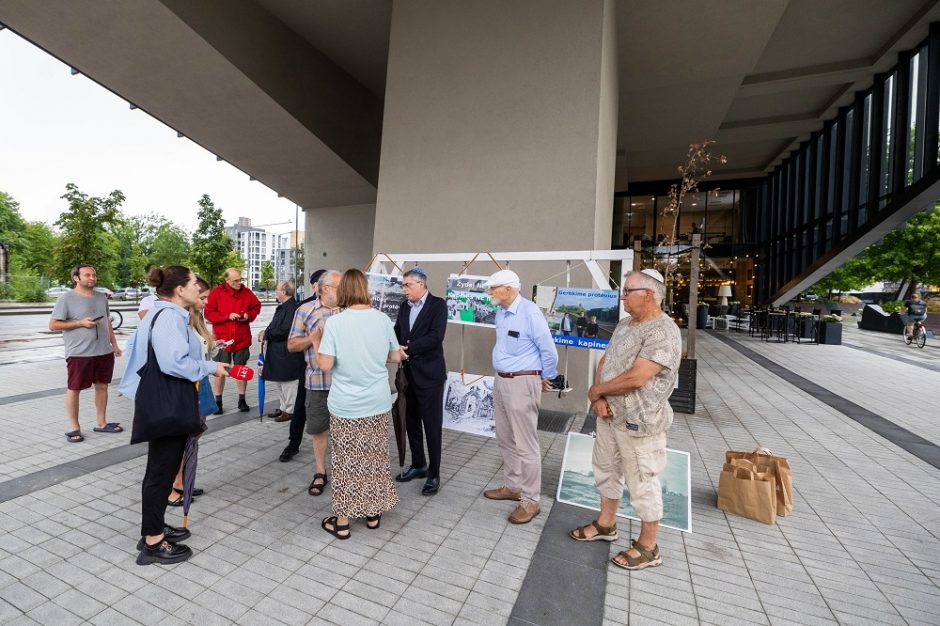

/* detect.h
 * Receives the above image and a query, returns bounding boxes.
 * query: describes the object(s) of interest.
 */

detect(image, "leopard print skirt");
[329,411,399,518]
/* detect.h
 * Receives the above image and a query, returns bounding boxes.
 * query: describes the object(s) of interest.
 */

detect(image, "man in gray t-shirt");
[570,269,681,572]
[49,264,123,442]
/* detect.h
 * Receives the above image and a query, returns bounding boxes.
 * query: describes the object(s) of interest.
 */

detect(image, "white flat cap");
[640,268,665,283]
[485,269,521,289]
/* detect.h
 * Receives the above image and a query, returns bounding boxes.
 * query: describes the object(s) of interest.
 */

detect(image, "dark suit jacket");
[394,293,447,390]
[262,298,305,381]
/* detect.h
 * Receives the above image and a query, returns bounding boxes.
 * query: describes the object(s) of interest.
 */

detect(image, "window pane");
[859,93,872,218]
[881,73,896,206]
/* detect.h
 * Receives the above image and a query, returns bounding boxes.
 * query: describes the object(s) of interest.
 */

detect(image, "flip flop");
[64,430,84,443]
[93,422,123,433]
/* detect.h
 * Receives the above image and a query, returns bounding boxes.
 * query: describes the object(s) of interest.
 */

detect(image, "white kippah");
[640,268,665,283]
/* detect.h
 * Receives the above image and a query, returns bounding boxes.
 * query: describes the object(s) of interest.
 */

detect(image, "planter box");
[669,358,697,414]
[818,321,842,345]
[797,318,816,339]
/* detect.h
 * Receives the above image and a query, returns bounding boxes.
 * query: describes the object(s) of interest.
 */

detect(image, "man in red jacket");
[205,268,262,413]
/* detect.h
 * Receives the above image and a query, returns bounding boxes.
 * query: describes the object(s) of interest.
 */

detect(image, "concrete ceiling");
[2,0,939,204]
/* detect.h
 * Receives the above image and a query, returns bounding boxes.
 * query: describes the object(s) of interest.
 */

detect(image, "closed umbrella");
[180,435,199,528]
[391,364,408,478]
[257,341,266,421]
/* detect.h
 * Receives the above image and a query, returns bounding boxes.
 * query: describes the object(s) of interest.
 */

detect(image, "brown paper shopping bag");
[717,460,777,524]
[725,447,793,516]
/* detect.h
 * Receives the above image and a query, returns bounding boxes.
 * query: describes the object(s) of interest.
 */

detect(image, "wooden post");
[688,234,701,359]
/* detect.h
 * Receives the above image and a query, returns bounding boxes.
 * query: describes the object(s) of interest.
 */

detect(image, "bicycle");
[903,318,927,349]
[109,310,123,330]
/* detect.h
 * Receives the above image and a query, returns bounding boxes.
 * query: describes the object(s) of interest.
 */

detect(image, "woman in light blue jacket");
[120,266,227,566]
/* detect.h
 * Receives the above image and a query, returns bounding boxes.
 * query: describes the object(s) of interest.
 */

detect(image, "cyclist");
[904,292,927,337]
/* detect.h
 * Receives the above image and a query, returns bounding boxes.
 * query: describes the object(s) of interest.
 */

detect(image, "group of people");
[51,260,682,573]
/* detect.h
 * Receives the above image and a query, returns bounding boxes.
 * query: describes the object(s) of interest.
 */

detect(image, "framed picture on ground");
[441,371,495,437]
[556,432,691,533]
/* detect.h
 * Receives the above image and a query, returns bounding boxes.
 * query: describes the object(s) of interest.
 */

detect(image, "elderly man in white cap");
[568,269,681,571]
[483,269,558,524]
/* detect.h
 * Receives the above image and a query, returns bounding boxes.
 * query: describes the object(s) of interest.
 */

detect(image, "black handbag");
[130,309,206,444]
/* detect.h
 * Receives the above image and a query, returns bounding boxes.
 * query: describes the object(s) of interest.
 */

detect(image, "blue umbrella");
[257,341,266,421]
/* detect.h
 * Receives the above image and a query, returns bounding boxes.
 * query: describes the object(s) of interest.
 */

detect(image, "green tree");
[10,221,59,279]
[149,222,191,268]
[0,191,26,251]
[54,183,124,285]
[190,194,234,284]
[110,218,149,288]
[260,260,275,291]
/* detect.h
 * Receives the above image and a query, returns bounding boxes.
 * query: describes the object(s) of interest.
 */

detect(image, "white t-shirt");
[138,294,158,315]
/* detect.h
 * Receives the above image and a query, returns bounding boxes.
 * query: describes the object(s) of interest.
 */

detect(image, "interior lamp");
[717,284,732,306]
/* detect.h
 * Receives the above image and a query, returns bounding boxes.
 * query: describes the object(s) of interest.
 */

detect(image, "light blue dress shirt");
[408,292,427,329]
[118,300,217,401]
[492,294,558,379]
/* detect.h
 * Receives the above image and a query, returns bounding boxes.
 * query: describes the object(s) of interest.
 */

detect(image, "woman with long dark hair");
[314,269,401,539]
[119,266,228,565]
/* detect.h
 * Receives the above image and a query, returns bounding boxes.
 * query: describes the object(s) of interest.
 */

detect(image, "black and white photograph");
[442,371,495,437]
[445,274,498,327]
[366,272,406,323]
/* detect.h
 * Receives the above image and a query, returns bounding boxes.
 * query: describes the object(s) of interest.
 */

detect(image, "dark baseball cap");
[309,269,327,285]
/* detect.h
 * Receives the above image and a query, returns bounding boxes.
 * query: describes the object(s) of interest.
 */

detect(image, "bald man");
[204,268,261,413]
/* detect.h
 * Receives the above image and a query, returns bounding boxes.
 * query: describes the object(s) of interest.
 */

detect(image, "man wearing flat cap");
[394,267,448,496]
[483,269,558,524]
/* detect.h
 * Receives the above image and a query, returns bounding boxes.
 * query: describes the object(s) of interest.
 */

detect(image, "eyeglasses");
[622,287,648,295]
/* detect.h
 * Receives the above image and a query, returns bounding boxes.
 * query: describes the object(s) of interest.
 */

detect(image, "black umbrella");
[391,364,408,478]
[180,435,199,528]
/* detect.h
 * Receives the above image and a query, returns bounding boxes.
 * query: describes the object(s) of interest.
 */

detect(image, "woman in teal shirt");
[315,269,401,539]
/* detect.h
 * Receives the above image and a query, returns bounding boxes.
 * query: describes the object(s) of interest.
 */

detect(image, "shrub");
[880,301,905,314]
[0,282,14,300]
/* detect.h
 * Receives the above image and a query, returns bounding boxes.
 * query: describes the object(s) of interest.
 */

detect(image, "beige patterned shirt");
[601,312,681,436]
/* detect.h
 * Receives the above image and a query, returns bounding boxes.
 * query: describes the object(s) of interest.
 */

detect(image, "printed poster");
[556,432,691,532]
[442,372,495,438]
[445,274,498,328]
[535,286,621,350]
[366,273,406,323]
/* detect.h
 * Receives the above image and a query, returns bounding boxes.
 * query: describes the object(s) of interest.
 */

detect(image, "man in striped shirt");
[288,269,341,496]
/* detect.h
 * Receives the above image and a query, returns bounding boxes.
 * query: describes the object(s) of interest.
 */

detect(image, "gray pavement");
[0,316,938,624]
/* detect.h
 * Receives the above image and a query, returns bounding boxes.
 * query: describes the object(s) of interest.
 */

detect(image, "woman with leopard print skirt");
[312,269,402,539]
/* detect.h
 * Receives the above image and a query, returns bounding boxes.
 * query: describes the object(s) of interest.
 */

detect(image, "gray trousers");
[493,375,543,503]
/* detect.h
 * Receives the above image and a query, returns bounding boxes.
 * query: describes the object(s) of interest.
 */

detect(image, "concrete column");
[304,204,376,278]
[373,0,618,412]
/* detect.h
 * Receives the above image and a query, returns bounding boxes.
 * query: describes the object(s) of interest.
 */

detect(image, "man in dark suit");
[394,267,448,495]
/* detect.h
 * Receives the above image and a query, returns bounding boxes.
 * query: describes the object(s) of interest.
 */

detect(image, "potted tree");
[818,314,842,345]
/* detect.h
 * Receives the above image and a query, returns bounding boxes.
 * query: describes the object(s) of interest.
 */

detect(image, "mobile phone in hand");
[92,315,104,322]
[220,339,235,348]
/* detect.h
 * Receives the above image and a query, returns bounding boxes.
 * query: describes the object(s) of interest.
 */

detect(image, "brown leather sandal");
[569,520,618,542]
[611,539,662,570]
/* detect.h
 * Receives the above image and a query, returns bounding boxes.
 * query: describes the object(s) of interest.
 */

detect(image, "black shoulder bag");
[130,309,205,444]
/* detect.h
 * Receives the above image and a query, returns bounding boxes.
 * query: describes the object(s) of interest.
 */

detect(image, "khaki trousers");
[267,379,299,413]
[493,375,543,503]
[592,416,667,522]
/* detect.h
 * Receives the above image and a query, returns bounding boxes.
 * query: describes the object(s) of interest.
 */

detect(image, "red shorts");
[66,353,115,391]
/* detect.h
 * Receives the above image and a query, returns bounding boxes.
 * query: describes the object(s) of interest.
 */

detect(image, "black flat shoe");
[136,540,193,566]
[136,525,191,551]
[237,399,250,412]
[167,494,184,507]
[395,465,428,482]
[279,447,298,462]
[422,477,440,496]
[172,487,204,497]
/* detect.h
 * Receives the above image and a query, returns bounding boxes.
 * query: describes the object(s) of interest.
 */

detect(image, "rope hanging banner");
[362,253,404,274]
[458,252,503,276]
